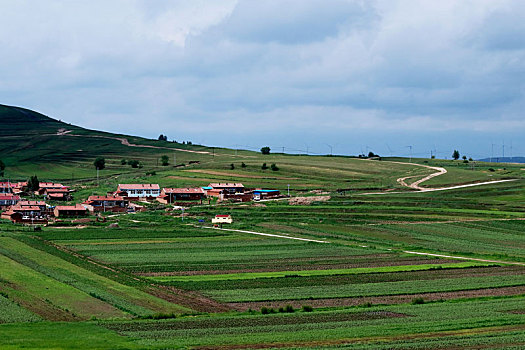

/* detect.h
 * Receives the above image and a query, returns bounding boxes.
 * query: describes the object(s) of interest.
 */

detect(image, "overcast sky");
[1,0,524,159]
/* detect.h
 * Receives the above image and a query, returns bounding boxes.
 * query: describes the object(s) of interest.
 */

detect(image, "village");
[0,180,283,226]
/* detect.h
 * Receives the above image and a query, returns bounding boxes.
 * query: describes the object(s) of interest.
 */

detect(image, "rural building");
[116,184,160,199]
[11,182,27,194]
[44,188,72,201]
[37,182,69,195]
[0,182,13,194]
[212,214,233,224]
[82,195,129,213]
[1,211,48,225]
[0,194,21,207]
[208,183,245,194]
[17,201,47,211]
[157,188,205,204]
[252,189,281,201]
[53,205,87,218]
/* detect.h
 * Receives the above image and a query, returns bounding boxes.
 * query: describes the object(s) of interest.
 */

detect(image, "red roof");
[39,182,66,189]
[18,201,46,206]
[215,214,231,218]
[163,188,204,194]
[11,205,41,211]
[46,188,69,193]
[118,184,160,190]
[86,195,125,201]
[209,183,244,188]
[0,195,20,200]
[55,205,86,211]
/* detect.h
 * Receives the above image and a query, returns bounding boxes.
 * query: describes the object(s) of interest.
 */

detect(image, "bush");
[270,163,279,171]
[412,297,425,305]
[120,159,127,165]
[301,305,313,312]
[261,146,271,155]
[261,307,275,314]
[129,160,140,168]
[161,155,169,166]
[285,305,295,313]
[241,162,247,168]
[230,163,235,170]
[488,168,495,172]
[261,163,268,170]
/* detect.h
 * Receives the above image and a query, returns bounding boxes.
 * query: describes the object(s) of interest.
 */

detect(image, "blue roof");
[253,189,280,193]
[202,186,213,190]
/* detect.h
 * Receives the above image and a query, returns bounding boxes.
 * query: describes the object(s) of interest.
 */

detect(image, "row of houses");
[0,181,72,202]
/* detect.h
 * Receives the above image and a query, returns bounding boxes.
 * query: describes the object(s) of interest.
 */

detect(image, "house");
[53,205,87,218]
[37,182,69,195]
[157,188,205,204]
[116,184,160,199]
[44,188,72,201]
[17,201,47,212]
[252,189,281,201]
[0,182,13,194]
[0,194,21,208]
[1,211,48,225]
[208,183,245,194]
[212,214,233,224]
[82,195,129,213]
[11,182,27,194]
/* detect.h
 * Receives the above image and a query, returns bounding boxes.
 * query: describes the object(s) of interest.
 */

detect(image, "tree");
[452,150,460,160]
[462,155,467,160]
[241,162,247,168]
[261,163,268,170]
[0,159,5,176]
[230,163,235,170]
[121,159,127,165]
[270,163,279,171]
[129,160,140,168]
[94,157,105,170]
[158,134,168,141]
[27,175,39,192]
[260,146,271,155]
[161,155,169,166]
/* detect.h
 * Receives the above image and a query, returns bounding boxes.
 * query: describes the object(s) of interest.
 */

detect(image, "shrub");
[121,159,127,165]
[261,307,269,314]
[241,162,247,168]
[302,305,313,312]
[230,163,235,170]
[261,146,271,155]
[270,163,279,171]
[285,305,295,313]
[412,297,425,305]
[261,163,268,170]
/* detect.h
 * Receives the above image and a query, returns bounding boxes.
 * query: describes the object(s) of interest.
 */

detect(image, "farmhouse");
[0,194,21,207]
[37,182,69,195]
[53,204,87,218]
[0,182,13,194]
[44,188,72,201]
[83,195,129,213]
[252,189,281,200]
[18,201,47,211]
[157,188,205,204]
[208,183,245,194]
[116,184,160,199]
[212,214,233,224]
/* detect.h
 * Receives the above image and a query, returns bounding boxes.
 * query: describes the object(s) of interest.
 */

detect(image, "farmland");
[1,105,525,348]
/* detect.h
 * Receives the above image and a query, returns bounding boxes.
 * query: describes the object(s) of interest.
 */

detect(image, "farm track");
[201,226,330,243]
[403,251,525,266]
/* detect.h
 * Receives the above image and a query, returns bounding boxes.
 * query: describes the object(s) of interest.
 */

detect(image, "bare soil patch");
[289,196,331,205]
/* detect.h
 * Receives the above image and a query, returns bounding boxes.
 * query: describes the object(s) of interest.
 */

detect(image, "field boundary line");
[203,226,329,243]
[403,250,525,266]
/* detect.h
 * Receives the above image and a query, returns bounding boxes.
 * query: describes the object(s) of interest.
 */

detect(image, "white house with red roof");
[116,184,160,199]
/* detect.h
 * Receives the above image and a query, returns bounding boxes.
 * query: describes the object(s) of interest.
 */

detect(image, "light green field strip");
[148,261,492,282]
[0,237,190,316]
[0,253,126,320]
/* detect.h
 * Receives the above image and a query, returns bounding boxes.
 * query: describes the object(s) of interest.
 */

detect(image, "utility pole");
[287,184,290,197]
[406,146,413,162]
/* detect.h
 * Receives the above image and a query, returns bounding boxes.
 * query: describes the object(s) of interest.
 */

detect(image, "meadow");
[1,105,525,348]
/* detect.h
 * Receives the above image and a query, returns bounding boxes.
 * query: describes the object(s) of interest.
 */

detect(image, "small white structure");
[212,214,233,224]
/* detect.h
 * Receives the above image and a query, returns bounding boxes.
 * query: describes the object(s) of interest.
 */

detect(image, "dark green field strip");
[99,298,525,348]
[205,274,525,302]
[158,265,519,291]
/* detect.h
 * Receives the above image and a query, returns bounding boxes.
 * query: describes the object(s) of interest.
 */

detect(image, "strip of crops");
[205,274,525,302]
[150,262,491,282]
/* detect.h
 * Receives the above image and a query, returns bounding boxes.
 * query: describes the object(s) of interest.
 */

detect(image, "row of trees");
[452,150,473,162]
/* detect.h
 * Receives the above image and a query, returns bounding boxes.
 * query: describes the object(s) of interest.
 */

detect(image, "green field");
[1,105,525,349]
